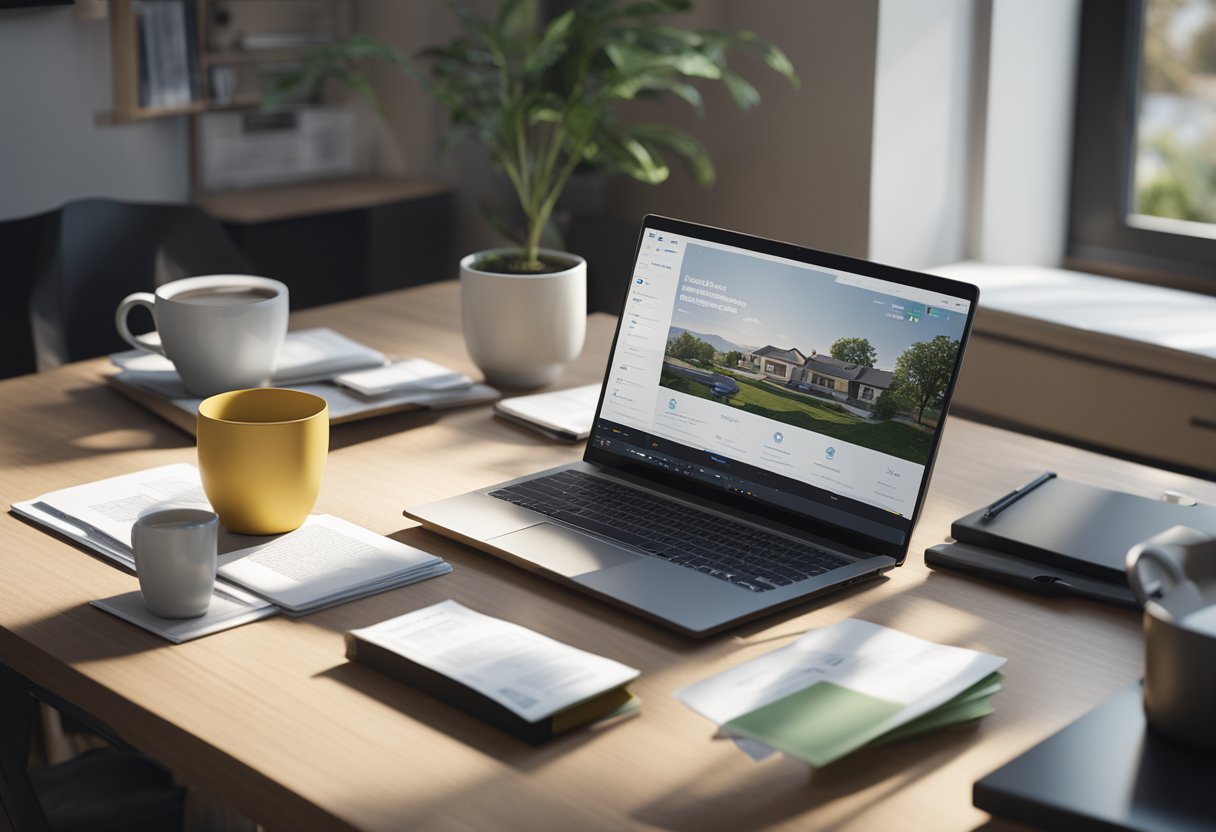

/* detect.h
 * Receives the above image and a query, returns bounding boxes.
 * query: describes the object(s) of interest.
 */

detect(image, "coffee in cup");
[116,275,289,397]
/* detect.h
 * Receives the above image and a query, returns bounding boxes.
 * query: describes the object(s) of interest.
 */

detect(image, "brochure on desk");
[11,463,452,640]
[346,600,640,742]
[675,618,1006,767]
[108,327,499,435]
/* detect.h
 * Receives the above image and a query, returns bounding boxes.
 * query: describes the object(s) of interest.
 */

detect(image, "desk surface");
[2,281,1213,832]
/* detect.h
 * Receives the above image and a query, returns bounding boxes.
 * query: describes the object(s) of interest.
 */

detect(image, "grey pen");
[983,471,1057,521]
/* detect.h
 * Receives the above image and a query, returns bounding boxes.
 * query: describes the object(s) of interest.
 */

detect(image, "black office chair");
[0,665,185,832]
[0,210,48,380]
[0,198,250,379]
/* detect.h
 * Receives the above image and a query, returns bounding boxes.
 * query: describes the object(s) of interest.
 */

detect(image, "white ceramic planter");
[460,248,587,389]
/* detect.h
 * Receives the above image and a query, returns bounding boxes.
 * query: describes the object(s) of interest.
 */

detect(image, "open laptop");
[406,215,979,636]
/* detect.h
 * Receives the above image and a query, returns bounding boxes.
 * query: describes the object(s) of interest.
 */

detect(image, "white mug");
[460,250,586,389]
[116,275,289,397]
[132,508,219,619]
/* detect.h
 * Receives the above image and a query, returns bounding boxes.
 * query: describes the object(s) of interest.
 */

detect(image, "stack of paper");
[335,358,472,397]
[109,328,500,430]
[218,514,452,616]
[91,583,277,644]
[493,384,601,441]
[10,464,277,641]
[675,618,1005,767]
[10,464,453,639]
[111,327,388,385]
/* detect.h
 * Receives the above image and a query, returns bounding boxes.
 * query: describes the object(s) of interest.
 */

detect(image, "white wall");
[0,7,189,221]
[606,0,880,258]
[977,0,1081,265]
[869,0,978,269]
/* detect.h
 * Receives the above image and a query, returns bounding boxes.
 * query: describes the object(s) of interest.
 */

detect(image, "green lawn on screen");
[661,371,933,465]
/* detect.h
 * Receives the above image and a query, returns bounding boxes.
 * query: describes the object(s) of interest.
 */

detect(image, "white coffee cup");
[460,250,586,389]
[132,508,219,619]
[116,275,289,397]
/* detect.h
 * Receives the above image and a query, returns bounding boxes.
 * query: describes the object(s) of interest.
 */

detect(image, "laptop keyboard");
[489,470,851,593]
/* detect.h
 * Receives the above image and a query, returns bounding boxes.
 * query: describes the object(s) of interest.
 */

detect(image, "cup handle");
[115,292,164,355]
[1127,543,1190,606]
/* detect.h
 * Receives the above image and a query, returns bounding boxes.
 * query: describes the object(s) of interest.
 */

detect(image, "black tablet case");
[949,478,1216,584]
[974,683,1216,832]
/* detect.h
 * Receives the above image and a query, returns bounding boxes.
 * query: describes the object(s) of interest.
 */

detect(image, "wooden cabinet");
[194,176,457,309]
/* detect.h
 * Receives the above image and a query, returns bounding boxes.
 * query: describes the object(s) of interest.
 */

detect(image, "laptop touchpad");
[486,522,641,577]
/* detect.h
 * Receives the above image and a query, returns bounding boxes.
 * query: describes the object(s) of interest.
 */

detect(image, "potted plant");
[267,0,798,385]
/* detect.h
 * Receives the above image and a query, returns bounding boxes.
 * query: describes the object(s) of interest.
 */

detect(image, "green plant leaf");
[604,42,723,80]
[613,0,693,19]
[524,10,575,75]
[722,70,760,111]
[598,128,670,184]
[607,73,704,112]
[497,0,539,40]
[629,124,715,186]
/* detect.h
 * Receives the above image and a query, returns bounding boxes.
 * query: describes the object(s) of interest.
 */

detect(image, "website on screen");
[595,228,971,520]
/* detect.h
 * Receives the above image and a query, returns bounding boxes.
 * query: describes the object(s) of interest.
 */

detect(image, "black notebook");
[950,478,1216,584]
[975,683,1216,832]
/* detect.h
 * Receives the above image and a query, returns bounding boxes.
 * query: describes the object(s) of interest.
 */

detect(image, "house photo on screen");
[658,242,967,471]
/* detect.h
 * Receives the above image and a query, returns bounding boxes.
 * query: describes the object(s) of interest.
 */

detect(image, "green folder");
[724,672,1004,767]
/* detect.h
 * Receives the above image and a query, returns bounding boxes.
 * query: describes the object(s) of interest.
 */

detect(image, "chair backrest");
[0,209,54,380]
[23,198,250,373]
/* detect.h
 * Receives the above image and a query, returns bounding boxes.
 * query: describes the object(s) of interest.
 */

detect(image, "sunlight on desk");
[72,427,167,452]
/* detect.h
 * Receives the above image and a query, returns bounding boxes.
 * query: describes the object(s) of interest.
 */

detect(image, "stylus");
[983,471,1057,521]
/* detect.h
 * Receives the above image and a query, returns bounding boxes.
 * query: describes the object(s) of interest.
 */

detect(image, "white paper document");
[92,582,276,643]
[493,383,601,440]
[348,600,640,723]
[218,515,452,615]
[12,463,212,561]
[12,464,278,640]
[675,618,1005,762]
[335,358,472,397]
[111,372,499,424]
[111,327,387,385]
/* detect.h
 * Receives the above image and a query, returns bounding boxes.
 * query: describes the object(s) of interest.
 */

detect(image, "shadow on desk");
[4,603,161,664]
[5,383,189,466]
[314,660,629,769]
[632,720,986,832]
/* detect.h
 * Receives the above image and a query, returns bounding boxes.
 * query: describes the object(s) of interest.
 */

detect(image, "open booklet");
[675,618,1006,767]
[11,464,451,640]
[217,514,451,616]
[108,327,500,434]
[111,327,389,386]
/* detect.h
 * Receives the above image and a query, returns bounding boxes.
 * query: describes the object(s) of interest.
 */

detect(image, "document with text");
[348,600,639,723]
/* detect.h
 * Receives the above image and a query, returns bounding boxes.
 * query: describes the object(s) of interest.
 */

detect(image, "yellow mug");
[197,388,329,535]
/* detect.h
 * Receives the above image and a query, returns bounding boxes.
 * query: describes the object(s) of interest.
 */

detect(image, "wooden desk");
[2,281,1213,831]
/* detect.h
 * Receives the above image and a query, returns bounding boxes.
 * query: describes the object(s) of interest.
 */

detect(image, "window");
[861,387,875,401]
[1069,0,1216,289]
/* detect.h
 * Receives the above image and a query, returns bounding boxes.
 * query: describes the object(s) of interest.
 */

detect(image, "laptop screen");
[586,216,977,555]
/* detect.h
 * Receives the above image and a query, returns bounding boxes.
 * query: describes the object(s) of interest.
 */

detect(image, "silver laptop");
[406,215,979,636]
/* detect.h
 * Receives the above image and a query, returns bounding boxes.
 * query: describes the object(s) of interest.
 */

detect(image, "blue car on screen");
[710,378,739,398]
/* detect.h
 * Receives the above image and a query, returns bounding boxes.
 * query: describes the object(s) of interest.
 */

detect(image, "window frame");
[1068,0,1216,291]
